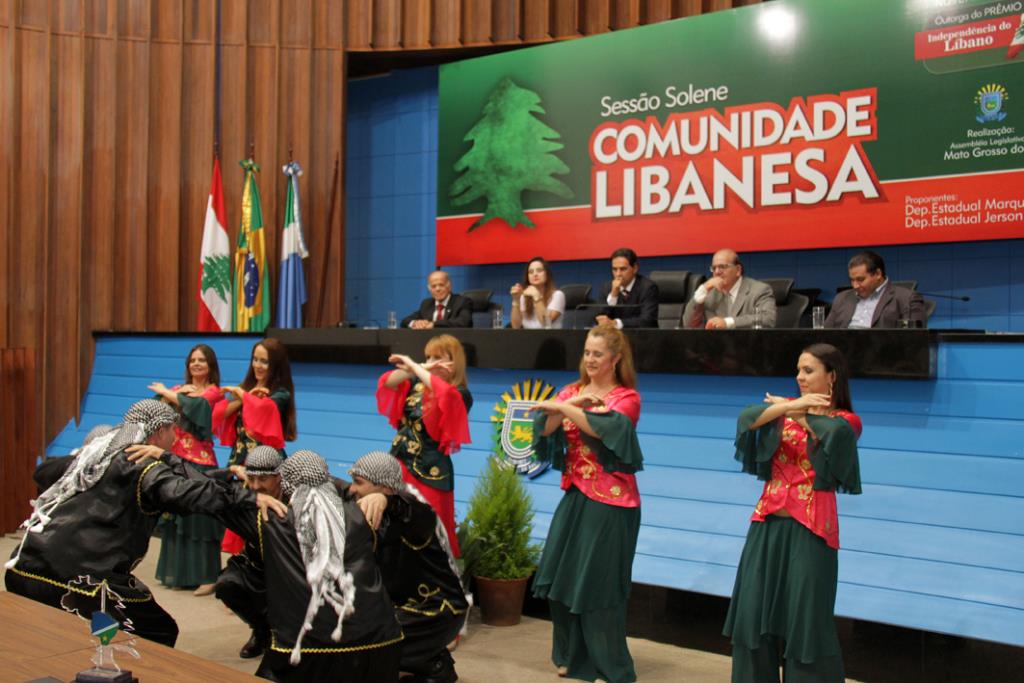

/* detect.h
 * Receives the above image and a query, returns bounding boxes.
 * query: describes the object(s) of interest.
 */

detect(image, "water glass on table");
[812,306,826,329]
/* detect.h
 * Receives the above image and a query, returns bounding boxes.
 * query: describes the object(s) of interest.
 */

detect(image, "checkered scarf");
[244,445,284,476]
[279,450,355,664]
[7,400,176,570]
[349,450,471,631]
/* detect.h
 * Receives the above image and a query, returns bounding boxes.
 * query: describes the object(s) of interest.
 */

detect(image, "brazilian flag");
[233,159,271,332]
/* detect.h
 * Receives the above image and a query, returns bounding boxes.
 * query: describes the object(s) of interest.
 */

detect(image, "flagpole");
[214,0,222,159]
[316,152,341,327]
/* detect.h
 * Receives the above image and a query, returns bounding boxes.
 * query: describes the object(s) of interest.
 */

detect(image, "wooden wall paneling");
[522,0,550,41]
[313,0,345,49]
[0,1,13,348]
[372,0,400,50]
[673,0,703,17]
[12,21,48,357]
[492,0,521,44]
[308,47,345,325]
[46,30,85,436]
[0,348,38,532]
[401,0,430,49]
[705,0,734,12]
[83,0,111,35]
[150,0,180,41]
[579,0,610,35]
[220,0,248,264]
[19,0,47,27]
[430,0,459,47]
[549,0,579,38]
[346,0,371,49]
[641,0,673,24]
[117,0,149,38]
[461,0,491,45]
[611,0,639,29]
[248,44,280,298]
[113,36,151,330]
[178,36,214,331]
[54,0,82,34]
[146,2,183,330]
[281,0,311,47]
[183,0,212,43]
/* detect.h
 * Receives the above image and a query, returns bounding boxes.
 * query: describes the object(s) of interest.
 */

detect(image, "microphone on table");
[918,292,970,302]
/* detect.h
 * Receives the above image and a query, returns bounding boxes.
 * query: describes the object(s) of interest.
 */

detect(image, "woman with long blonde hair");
[376,334,472,555]
[530,324,643,683]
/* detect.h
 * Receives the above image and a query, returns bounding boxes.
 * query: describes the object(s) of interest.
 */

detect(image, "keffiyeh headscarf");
[349,450,471,630]
[6,399,177,569]
[244,445,284,476]
[349,450,405,492]
[279,450,356,664]
[70,423,116,456]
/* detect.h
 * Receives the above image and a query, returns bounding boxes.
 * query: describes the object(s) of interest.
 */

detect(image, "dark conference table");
[267,327,963,379]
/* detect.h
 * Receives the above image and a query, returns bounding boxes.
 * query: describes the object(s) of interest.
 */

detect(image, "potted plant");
[457,457,540,626]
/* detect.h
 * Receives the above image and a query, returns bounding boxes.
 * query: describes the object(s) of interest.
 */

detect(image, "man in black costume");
[349,450,471,683]
[5,399,282,647]
[217,449,403,682]
[214,445,284,660]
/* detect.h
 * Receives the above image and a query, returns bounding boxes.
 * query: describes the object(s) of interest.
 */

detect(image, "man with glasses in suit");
[683,249,776,329]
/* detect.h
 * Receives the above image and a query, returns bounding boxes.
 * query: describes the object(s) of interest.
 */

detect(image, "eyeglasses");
[709,263,737,273]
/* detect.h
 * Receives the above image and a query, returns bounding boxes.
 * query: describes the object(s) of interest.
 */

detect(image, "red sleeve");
[556,385,579,402]
[421,375,471,455]
[605,388,641,426]
[239,392,286,449]
[836,410,863,439]
[376,371,412,430]
[202,385,224,408]
[212,398,237,447]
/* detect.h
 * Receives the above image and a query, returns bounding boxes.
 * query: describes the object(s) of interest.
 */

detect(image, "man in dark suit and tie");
[595,247,660,328]
[824,251,926,328]
[402,270,474,329]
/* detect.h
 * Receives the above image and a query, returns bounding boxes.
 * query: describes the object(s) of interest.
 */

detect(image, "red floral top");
[558,385,641,509]
[169,384,223,467]
[751,410,862,550]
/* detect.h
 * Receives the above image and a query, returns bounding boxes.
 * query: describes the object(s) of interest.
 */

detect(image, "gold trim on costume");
[136,461,163,516]
[6,567,153,603]
[269,631,404,654]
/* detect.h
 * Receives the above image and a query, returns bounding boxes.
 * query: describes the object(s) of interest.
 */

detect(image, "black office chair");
[462,289,499,328]
[891,280,918,291]
[649,271,696,329]
[761,277,808,328]
[560,283,593,329]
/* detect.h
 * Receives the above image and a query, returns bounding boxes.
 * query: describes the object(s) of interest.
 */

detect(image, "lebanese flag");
[198,156,232,331]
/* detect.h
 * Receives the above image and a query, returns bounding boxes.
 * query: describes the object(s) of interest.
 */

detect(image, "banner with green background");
[437,0,1024,265]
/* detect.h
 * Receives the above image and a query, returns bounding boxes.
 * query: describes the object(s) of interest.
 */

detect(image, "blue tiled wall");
[345,67,1024,331]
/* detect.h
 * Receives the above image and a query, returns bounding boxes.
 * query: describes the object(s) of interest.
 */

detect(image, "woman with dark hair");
[214,338,297,553]
[724,343,863,682]
[149,343,226,595]
[530,323,644,683]
[510,256,566,329]
[376,334,472,556]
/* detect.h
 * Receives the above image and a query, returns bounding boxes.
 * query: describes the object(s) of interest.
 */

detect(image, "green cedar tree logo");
[201,254,231,300]
[450,78,572,231]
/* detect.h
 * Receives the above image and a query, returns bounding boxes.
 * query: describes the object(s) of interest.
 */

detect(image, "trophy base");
[74,669,135,683]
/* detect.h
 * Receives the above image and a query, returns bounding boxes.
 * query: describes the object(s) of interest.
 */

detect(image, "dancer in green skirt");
[724,343,863,683]
[531,323,644,683]
[150,343,226,595]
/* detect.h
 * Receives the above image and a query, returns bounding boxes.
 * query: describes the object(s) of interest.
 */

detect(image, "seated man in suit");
[595,247,659,328]
[825,250,926,328]
[402,270,473,329]
[683,249,776,329]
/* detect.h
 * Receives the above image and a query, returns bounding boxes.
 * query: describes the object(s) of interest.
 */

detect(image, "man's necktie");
[436,303,444,321]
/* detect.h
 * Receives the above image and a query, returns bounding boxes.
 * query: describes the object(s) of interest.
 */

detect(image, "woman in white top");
[510,257,565,329]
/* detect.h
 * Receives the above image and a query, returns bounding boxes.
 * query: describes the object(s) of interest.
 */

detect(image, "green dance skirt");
[155,461,224,587]
[723,515,841,664]
[533,486,641,613]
